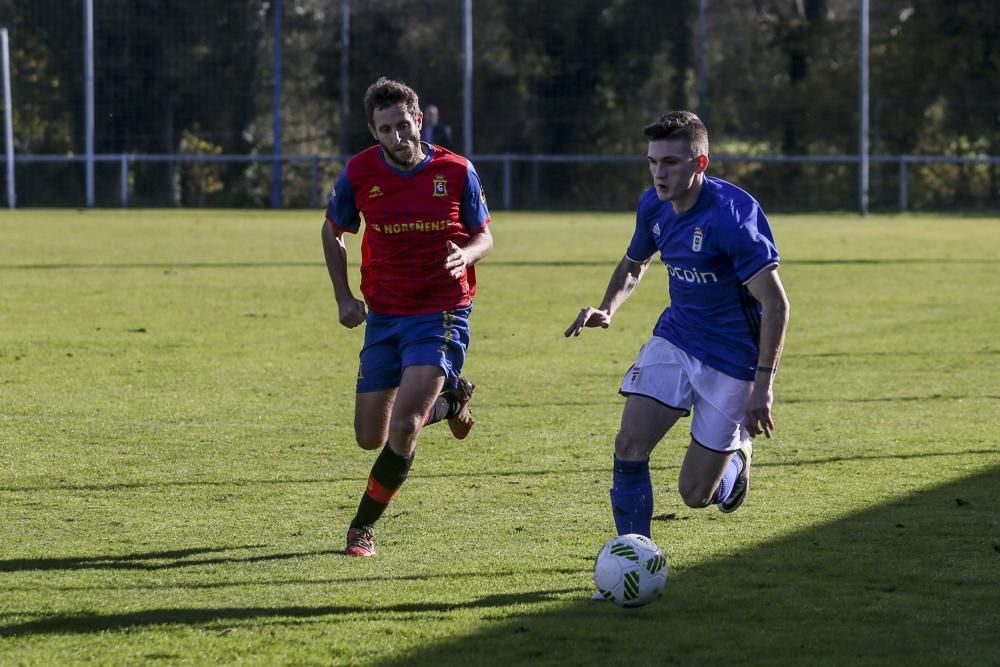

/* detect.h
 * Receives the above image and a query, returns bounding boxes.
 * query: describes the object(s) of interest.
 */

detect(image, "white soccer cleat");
[719,440,753,513]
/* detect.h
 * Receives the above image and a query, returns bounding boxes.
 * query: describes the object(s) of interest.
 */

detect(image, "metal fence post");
[502,156,511,210]
[271,0,283,209]
[858,0,870,216]
[463,0,473,157]
[898,156,908,212]
[120,153,128,207]
[1,28,14,209]
[311,156,319,209]
[340,0,350,155]
[84,0,95,208]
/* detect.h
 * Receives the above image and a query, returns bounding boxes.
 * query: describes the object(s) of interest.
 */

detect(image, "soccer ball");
[593,533,668,607]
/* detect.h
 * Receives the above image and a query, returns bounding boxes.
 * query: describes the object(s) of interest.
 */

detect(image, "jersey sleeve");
[625,194,658,262]
[324,169,361,233]
[717,201,780,283]
[460,162,491,230]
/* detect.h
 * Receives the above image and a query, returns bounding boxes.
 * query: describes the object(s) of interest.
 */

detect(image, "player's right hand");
[337,297,367,328]
[564,307,611,337]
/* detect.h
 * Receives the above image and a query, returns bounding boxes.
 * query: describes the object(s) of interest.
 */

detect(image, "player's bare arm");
[743,266,790,438]
[565,255,650,337]
[321,222,367,328]
[444,226,494,280]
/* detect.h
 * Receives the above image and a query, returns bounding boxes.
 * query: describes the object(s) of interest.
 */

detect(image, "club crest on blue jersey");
[433,175,448,197]
[692,227,704,252]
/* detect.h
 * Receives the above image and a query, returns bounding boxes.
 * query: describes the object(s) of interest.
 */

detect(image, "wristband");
[756,366,777,374]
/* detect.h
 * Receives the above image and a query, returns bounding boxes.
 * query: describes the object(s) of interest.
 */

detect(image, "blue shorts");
[356,307,472,393]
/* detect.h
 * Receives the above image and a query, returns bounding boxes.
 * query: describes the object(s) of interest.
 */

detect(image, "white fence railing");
[3,153,999,212]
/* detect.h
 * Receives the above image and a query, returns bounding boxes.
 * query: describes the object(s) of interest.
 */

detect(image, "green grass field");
[1,209,999,666]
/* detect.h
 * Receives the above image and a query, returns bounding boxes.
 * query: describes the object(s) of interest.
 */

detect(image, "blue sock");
[711,451,745,505]
[610,457,652,537]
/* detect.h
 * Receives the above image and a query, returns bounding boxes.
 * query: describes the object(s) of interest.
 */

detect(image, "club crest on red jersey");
[368,185,383,199]
[692,227,704,252]
[433,175,448,197]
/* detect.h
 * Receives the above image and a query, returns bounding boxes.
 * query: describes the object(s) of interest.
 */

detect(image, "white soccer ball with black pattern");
[593,533,668,607]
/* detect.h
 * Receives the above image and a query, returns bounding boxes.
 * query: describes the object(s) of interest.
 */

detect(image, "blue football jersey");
[626,176,780,381]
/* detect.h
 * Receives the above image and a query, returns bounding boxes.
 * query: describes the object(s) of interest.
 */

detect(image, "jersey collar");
[378,143,434,177]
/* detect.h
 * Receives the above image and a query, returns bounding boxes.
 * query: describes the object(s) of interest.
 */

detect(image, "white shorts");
[619,336,752,452]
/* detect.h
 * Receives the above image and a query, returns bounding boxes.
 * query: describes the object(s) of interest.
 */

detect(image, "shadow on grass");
[0,589,578,637]
[792,350,1000,358]
[1,468,998,665]
[0,545,342,573]
[373,465,1000,666]
[783,394,1000,404]
[0,448,996,493]
[3,567,586,594]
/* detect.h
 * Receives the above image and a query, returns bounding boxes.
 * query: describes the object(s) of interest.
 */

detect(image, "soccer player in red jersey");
[321,78,493,557]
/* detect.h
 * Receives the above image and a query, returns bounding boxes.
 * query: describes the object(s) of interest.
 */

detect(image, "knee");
[678,479,714,508]
[354,421,386,450]
[354,434,383,451]
[387,414,423,446]
[614,429,653,461]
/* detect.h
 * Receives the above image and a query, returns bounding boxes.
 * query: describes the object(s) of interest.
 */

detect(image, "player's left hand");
[564,307,612,337]
[444,240,468,279]
[744,384,775,438]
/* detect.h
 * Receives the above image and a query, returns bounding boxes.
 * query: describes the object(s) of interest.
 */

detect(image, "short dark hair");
[643,111,709,157]
[364,77,420,125]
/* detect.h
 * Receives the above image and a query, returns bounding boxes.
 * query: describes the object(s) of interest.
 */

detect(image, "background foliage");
[0,0,998,209]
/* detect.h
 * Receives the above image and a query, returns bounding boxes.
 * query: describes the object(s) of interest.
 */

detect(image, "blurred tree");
[872,0,999,206]
[0,0,84,202]
[1,0,997,209]
[98,0,266,204]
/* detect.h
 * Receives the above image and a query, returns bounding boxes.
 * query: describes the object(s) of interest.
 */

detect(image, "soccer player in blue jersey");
[566,111,789,545]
